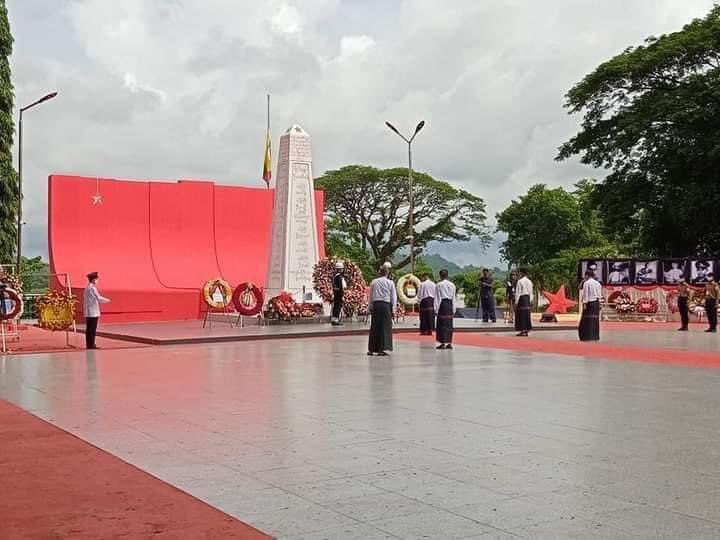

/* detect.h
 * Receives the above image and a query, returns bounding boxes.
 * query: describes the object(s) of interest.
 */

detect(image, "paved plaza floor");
[1,328,720,538]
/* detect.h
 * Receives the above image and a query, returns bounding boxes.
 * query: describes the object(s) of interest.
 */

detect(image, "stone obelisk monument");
[265,124,321,301]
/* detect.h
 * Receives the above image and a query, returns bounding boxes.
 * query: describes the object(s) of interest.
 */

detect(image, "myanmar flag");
[262,129,272,187]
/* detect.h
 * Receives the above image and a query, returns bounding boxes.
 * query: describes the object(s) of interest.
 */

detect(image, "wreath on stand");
[396,274,421,306]
[36,290,76,331]
[312,258,368,318]
[202,278,233,310]
[232,282,264,316]
[0,288,23,321]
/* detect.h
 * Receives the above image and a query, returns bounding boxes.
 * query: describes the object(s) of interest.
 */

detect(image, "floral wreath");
[312,258,368,317]
[36,289,76,331]
[635,296,659,314]
[232,282,264,316]
[0,274,23,296]
[396,274,421,305]
[0,288,23,321]
[202,278,233,309]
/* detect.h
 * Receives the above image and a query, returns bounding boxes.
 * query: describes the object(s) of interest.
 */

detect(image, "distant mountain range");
[421,253,505,277]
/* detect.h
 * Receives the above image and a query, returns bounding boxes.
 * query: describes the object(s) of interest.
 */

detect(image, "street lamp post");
[385,120,425,275]
[16,92,58,275]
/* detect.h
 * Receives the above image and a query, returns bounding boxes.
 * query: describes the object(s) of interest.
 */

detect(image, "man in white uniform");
[84,271,110,349]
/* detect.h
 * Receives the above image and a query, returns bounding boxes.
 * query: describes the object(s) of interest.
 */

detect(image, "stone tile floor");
[2,332,720,538]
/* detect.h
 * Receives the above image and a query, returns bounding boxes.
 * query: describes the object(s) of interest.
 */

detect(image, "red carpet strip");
[399,333,720,369]
[0,400,271,539]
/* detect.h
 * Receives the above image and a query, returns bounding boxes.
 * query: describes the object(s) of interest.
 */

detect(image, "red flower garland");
[268,292,300,321]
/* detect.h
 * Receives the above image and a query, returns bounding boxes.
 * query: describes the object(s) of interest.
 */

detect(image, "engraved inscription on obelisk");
[265,124,320,301]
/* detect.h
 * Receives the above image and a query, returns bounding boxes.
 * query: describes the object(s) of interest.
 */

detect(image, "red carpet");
[399,333,720,369]
[0,400,271,539]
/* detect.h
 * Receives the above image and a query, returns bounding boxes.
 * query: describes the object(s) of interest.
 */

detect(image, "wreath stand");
[202,297,234,329]
[1,319,19,353]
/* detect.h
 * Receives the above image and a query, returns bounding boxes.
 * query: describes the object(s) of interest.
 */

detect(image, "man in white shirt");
[417,273,436,335]
[578,270,602,342]
[434,269,456,349]
[368,267,397,356]
[514,268,533,336]
[84,271,110,349]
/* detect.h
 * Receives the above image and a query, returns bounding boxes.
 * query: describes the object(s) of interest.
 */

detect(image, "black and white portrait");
[691,259,714,284]
[580,260,603,284]
[606,261,630,285]
[634,260,658,285]
[662,260,687,284]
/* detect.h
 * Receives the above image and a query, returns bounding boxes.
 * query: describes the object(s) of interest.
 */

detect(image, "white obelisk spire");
[265,124,321,301]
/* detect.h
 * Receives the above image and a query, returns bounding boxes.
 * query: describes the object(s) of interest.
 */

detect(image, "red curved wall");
[48,175,325,322]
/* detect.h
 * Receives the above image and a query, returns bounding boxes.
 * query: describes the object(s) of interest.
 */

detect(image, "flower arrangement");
[232,282,264,316]
[608,291,635,314]
[312,258,368,317]
[268,292,300,321]
[394,302,406,321]
[635,296,659,314]
[36,289,76,330]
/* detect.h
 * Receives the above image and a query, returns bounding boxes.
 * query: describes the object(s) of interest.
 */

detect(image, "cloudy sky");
[8,0,715,267]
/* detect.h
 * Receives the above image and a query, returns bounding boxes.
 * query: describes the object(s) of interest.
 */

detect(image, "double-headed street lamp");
[385,120,425,275]
[16,91,58,274]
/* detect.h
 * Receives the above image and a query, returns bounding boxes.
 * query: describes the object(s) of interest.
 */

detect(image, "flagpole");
[266,94,271,189]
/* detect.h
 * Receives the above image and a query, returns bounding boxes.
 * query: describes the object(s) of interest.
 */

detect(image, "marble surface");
[2,334,720,538]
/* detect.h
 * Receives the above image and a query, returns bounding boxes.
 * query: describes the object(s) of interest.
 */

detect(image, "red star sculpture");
[542,284,577,314]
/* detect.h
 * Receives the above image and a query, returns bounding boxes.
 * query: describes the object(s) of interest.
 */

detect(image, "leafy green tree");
[0,0,16,266]
[19,255,49,293]
[558,6,720,256]
[496,183,593,266]
[317,165,490,273]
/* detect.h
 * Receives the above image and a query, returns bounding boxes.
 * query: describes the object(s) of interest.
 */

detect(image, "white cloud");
[7,0,717,264]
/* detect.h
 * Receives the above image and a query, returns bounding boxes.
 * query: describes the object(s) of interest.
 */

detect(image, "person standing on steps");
[505,270,517,323]
[418,273,436,335]
[84,272,110,349]
[480,268,496,323]
[705,273,719,333]
[367,266,397,356]
[331,261,345,326]
[435,269,456,349]
[677,278,690,331]
[578,269,602,341]
[514,268,533,337]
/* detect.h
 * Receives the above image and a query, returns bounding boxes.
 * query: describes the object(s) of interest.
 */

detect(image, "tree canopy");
[0,0,16,266]
[558,6,720,256]
[496,182,625,296]
[316,165,490,277]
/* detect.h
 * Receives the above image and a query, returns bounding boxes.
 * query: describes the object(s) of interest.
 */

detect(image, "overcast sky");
[8,0,715,267]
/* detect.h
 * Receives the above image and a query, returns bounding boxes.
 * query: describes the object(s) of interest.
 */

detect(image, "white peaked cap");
[382,261,392,269]
[335,261,344,269]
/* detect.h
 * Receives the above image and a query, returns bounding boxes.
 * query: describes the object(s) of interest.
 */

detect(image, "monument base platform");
[86,319,576,346]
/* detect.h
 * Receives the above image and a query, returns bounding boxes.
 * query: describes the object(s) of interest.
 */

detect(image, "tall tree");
[558,6,720,256]
[496,182,624,296]
[496,183,589,266]
[316,165,490,273]
[0,0,15,268]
